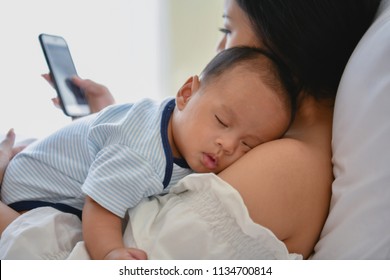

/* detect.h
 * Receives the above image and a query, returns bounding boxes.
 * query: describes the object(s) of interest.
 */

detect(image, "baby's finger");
[128,248,148,260]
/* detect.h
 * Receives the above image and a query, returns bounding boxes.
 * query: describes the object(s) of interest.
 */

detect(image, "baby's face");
[173,66,290,173]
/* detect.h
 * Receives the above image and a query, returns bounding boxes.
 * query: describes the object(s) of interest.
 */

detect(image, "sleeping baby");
[1,46,297,259]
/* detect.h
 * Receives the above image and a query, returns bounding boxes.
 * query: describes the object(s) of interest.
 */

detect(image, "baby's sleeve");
[81,144,163,218]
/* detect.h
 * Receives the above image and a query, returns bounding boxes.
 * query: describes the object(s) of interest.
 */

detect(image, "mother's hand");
[42,74,115,114]
[72,76,115,113]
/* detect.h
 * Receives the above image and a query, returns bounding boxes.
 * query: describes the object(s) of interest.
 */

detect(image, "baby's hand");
[104,247,147,260]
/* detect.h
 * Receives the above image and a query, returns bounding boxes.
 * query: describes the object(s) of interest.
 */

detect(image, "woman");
[213,0,378,258]
[0,0,380,259]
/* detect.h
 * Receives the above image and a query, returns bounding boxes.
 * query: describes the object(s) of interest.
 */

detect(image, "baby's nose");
[218,137,238,156]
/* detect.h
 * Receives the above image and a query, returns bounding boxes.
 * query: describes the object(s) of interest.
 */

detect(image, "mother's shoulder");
[252,137,323,166]
[219,137,332,258]
[220,136,331,195]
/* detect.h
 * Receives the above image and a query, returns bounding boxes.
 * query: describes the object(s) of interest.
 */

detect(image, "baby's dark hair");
[199,46,299,126]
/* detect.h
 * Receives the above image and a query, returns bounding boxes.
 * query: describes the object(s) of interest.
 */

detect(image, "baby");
[1,46,296,259]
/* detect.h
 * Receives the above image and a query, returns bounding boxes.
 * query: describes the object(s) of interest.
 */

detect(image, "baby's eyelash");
[241,141,253,149]
[218,27,231,34]
[215,115,228,127]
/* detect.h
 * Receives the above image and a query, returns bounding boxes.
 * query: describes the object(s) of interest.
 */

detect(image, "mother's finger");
[0,129,16,150]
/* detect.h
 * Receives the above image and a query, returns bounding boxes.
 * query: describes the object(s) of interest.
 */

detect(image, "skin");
[42,74,115,114]
[216,0,260,51]
[1,0,333,259]
[0,130,25,232]
[171,71,289,174]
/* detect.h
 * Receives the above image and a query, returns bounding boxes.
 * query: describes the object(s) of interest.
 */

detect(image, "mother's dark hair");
[236,0,381,99]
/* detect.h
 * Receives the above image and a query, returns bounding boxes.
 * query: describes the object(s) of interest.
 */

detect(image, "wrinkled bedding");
[0,173,301,260]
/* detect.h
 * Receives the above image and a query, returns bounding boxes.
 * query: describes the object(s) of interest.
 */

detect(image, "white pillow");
[312,0,390,259]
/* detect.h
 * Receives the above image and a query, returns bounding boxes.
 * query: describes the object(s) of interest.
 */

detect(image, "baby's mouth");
[202,153,218,170]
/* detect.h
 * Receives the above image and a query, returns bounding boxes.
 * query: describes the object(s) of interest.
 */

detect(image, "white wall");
[0,0,162,139]
[0,0,223,140]
[160,0,224,97]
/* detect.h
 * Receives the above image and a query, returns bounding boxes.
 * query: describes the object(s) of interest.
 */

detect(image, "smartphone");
[39,33,90,117]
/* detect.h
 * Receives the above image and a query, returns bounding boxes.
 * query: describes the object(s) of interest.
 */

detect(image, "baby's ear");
[176,75,200,110]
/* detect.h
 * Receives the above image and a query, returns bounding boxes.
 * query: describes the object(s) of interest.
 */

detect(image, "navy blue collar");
[160,99,190,188]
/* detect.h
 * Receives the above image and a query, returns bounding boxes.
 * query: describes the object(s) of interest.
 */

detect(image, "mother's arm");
[0,201,19,234]
[0,129,25,184]
[218,138,332,259]
[0,129,23,233]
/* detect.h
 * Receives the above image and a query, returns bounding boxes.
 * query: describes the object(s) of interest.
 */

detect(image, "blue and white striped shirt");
[1,98,192,218]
